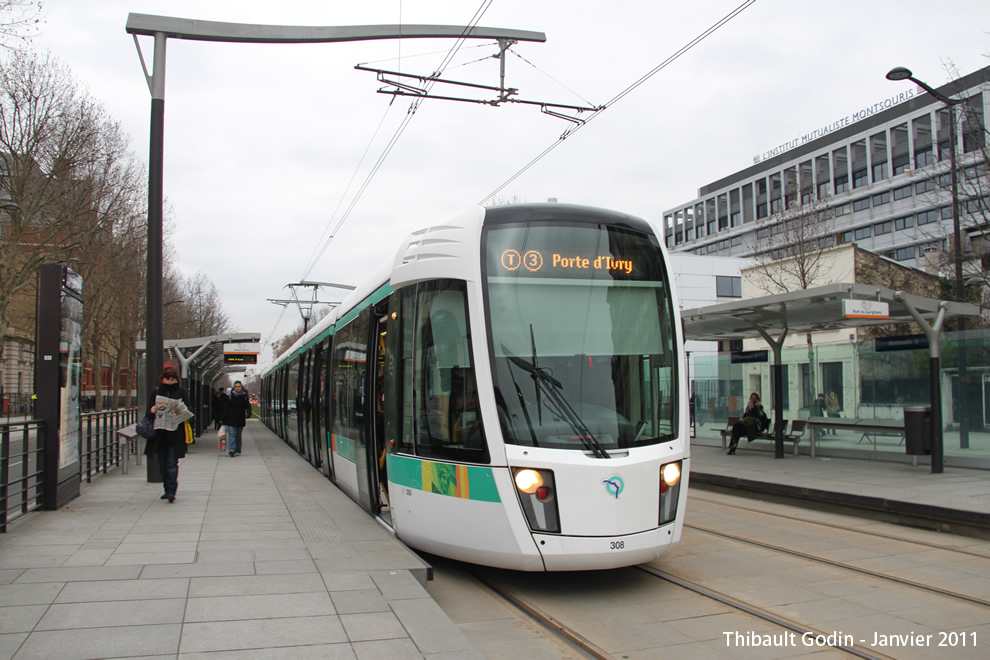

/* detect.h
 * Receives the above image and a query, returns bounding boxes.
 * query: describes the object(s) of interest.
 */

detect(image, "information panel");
[224,342,260,365]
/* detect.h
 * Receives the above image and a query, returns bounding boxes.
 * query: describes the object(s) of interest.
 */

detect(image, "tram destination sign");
[486,224,664,282]
[499,249,635,276]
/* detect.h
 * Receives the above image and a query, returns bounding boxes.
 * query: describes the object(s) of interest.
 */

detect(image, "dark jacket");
[741,402,769,440]
[223,389,252,427]
[212,392,229,423]
[144,383,191,458]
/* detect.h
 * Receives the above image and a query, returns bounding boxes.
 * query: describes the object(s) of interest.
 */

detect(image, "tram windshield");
[484,221,679,450]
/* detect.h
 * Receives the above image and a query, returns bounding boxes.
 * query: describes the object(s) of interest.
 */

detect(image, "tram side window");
[331,311,370,447]
[286,358,299,420]
[394,280,489,463]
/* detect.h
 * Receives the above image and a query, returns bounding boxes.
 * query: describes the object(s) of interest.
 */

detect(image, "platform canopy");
[137,332,261,382]
[680,282,982,463]
[681,282,980,341]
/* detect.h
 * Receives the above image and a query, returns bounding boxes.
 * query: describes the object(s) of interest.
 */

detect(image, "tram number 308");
[609,540,625,550]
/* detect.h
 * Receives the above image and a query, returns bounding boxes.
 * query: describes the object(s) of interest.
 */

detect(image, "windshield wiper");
[502,328,610,459]
[530,325,544,424]
[505,359,539,446]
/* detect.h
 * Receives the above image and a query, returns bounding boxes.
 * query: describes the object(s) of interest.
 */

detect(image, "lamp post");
[886,66,969,451]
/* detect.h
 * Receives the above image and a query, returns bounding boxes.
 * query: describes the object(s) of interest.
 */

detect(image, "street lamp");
[886,66,969,455]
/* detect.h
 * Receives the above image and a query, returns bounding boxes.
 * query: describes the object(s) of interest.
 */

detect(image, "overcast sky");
[30,0,990,371]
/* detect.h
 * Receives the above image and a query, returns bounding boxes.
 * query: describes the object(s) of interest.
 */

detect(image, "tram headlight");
[514,469,543,494]
[512,467,560,534]
[659,460,682,525]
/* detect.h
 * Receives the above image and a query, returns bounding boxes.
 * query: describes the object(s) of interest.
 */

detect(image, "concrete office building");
[663,65,989,271]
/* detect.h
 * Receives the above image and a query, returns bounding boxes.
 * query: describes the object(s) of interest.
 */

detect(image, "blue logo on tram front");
[603,475,624,499]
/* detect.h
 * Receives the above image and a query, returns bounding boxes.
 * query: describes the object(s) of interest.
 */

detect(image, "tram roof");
[681,282,981,342]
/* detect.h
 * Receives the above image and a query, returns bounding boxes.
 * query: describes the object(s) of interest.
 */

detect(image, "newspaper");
[153,395,194,431]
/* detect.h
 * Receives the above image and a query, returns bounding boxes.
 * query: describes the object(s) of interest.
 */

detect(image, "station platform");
[0,421,480,659]
[3,422,989,659]
[689,437,990,539]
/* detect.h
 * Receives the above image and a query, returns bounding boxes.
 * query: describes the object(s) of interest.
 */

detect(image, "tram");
[260,203,689,571]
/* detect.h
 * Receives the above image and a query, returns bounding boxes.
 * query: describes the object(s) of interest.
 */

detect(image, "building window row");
[689,200,955,256]
[665,91,985,249]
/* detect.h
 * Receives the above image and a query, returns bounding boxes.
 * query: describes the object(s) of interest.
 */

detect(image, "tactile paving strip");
[258,445,361,560]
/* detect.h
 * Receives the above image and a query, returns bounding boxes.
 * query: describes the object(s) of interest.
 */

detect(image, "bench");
[858,429,905,445]
[116,424,142,474]
[720,417,804,455]
[719,416,739,448]
[806,417,905,458]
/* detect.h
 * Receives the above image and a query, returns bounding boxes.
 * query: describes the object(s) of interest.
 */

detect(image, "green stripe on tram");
[387,454,501,502]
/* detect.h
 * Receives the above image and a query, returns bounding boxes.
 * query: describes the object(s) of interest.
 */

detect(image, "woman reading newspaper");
[144,366,193,503]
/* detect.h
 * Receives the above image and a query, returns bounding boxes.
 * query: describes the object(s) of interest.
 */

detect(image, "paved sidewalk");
[0,421,480,660]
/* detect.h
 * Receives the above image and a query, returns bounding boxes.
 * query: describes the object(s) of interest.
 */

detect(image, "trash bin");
[904,406,931,455]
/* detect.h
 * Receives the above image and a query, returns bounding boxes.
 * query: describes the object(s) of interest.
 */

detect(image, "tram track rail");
[463,567,609,660]
[467,560,899,660]
[686,523,990,610]
[436,492,989,659]
[636,564,898,660]
[635,564,895,660]
[690,493,990,560]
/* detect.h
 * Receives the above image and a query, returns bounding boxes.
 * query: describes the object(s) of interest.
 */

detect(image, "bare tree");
[0,1,43,50]
[750,196,837,294]
[78,204,147,410]
[0,51,130,358]
[102,216,146,410]
[179,271,231,337]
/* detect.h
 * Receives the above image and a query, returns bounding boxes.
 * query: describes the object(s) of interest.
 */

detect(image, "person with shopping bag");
[223,381,252,457]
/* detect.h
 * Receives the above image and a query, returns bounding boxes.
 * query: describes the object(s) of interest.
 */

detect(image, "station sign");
[843,300,889,319]
[224,342,260,365]
[875,334,928,352]
[730,350,769,364]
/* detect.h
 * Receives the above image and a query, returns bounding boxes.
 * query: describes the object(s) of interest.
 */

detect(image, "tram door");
[298,352,311,461]
[369,300,391,521]
[319,338,335,481]
[311,341,325,473]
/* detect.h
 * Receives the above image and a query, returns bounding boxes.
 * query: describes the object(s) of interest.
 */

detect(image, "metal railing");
[1,393,34,420]
[0,408,140,531]
[81,408,140,482]
[0,419,45,532]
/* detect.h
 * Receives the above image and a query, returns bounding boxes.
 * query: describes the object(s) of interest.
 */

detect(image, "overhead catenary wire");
[271,1,500,360]
[478,0,756,205]
[260,301,290,357]
[299,101,396,280]
[298,0,495,281]
[507,48,597,109]
[281,1,754,356]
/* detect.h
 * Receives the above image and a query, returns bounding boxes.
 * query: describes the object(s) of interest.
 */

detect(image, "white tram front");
[262,203,689,571]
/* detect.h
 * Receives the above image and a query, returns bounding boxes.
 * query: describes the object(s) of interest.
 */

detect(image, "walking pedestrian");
[144,366,190,503]
[212,387,228,431]
[223,381,252,457]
